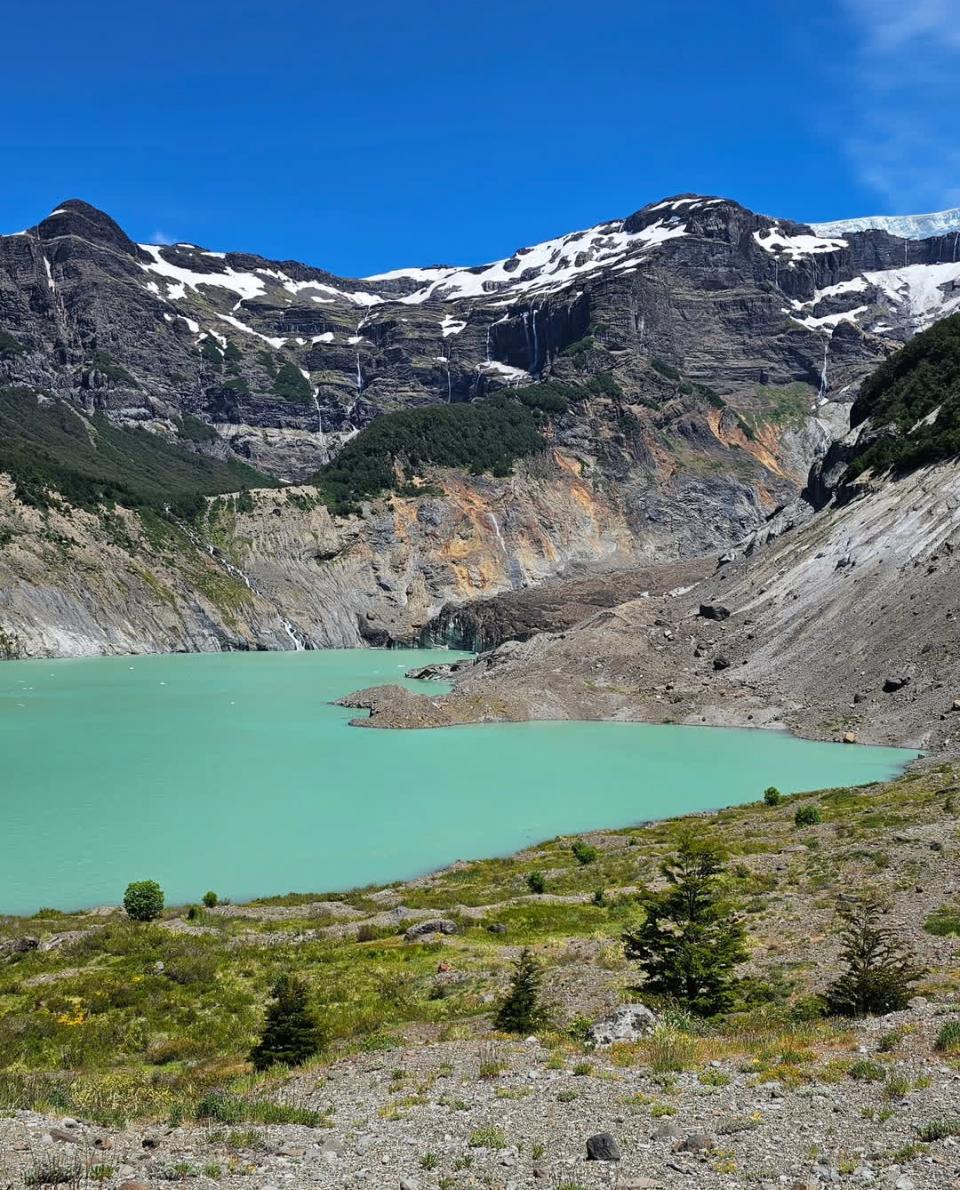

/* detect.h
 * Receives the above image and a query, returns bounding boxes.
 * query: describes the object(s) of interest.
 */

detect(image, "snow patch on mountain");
[810,207,960,241]
[754,227,847,260]
[365,217,689,303]
[862,261,960,332]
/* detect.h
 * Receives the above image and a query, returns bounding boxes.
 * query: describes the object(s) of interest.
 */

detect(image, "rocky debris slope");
[340,452,960,750]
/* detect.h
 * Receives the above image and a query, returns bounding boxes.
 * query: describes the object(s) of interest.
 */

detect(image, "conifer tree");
[826,899,925,1016]
[622,837,747,1016]
[250,974,323,1071]
[495,948,548,1033]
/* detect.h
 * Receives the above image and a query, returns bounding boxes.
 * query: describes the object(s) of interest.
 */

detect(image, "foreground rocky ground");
[4,759,960,1187]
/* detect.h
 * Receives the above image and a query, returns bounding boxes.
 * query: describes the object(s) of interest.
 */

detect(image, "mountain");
[353,314,960,754]
[2,193,960,657]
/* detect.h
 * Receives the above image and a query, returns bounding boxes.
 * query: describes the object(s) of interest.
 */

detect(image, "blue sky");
[2,0,957,275]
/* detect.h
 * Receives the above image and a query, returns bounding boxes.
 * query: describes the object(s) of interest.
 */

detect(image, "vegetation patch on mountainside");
[0,388,274,515]
[313,396,547,513]
[848,312,960,478]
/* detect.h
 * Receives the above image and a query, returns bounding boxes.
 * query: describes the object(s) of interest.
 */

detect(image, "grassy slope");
[0,389,274,514]
[0,760,957,1127]
[849,312,960,478]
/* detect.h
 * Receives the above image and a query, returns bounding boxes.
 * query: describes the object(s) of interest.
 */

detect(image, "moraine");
[0,649,914,915]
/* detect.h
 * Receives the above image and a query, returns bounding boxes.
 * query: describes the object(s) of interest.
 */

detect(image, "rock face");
[2,193,959,655]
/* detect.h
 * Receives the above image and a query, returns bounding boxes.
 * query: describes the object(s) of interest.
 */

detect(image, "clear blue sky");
[2,0,957,276]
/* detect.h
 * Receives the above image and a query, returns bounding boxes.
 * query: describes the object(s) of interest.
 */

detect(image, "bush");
[763,786,782,806]
[526,871,546,895]
[849,1058,886,1081]
[622,837,747,1016]
[123,880,164,922]
[495,948,548,1034]
[794,805,822,828]
[571,839,598,865]
[250,974,323,1071]
[201,891,219,909]
[935,1020,960,1054]
[826,899,925,1016]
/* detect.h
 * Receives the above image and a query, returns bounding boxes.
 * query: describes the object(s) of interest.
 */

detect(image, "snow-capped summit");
[810,207,960,241]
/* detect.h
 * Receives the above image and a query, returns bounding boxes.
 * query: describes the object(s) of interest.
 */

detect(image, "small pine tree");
[123,880,164,922]
[622,837,747,1016]
[794,804,822,827]
[826,899,925,1017]
[250,975,323,1071]
[763,786,782,806]
[495,948,548,1034]
[526,871,546,894]
[202,890,219,908]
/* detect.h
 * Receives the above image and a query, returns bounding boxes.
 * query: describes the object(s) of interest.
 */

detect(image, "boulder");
[699,603,731,621]
[882,676,910,693]
[404,919,457,942]
[0,936,39,959]
[713,655,731,671]
[588,1003,657,1047]
[586,1132,621,1161]
[674,1132,715,1153]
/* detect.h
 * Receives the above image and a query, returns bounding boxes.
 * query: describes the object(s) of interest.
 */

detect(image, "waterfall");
[638,314,646,354]
[487,511,506,552]
[817,336,830,402]
[172,513,308,651]
[485,325,491,363]
[355,353,363,392]
[530,306,540,376]
[446,360,452,402]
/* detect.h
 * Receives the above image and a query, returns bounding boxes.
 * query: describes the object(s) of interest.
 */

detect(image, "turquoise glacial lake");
[0,649,916,915]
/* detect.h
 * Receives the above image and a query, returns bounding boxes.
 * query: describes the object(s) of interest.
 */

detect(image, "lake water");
[0,649,916,915]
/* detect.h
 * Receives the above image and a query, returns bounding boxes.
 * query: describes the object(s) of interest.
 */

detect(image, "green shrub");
[924,905,960,936]
[918,1118,960,1142]
[202,891,219,909]
[622,836,747,1016]
[571,839,598,865]
[849,1059,886,1082]
[468,1126,507,1149]
[826,899,925,1016]
[123,880,164,922]
[935,1020,960,1054]
[495,948,548,1034]
[794,805,822,828]
[763,786,782,806]
[526,871,546,895]
[250,974,323,1071]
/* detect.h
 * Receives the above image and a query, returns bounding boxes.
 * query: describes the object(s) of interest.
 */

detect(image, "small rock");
[674,1132,715,1153]
[49,1128,81,1144]
[713,655,731,671]
[894,1178,915,1190]
[842,732,857,744]
[118,1183,149,1190]
[699,603,731,621]
[586,1132,621,1161]
[653,1121,682,1140]
[400,1179,420,1190]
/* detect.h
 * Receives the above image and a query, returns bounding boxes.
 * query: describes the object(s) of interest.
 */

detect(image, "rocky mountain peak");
[35,199,144,258]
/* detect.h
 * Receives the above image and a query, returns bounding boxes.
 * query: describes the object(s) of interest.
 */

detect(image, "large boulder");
[588,1003,657,1047]
[586,1132,621,1161]
[404,919,457,942]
